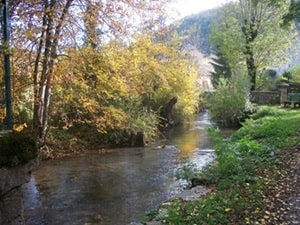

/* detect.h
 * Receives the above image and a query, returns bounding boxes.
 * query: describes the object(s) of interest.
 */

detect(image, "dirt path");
[262,146,300,225]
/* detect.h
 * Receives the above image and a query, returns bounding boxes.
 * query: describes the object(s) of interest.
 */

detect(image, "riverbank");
[142,106,300,224]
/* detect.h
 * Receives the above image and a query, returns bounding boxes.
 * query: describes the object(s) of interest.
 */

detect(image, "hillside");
[175,8,221,55]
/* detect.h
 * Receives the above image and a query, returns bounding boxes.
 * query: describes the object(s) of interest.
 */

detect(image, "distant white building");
[198,75,214,92]
[188,47,214,91]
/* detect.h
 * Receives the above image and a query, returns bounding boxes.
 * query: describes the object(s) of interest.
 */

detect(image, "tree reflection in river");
[164,110,213,159]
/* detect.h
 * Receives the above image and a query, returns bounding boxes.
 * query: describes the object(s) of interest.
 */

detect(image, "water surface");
[23,111,215,225]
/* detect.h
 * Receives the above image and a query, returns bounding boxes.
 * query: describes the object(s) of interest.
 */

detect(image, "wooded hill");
[175,8,222,55]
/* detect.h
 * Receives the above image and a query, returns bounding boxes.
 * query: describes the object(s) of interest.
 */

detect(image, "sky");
[171,0,231,18]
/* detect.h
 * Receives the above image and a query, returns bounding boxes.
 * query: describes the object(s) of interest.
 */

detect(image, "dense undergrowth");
[149,106,300,224]
[0,131,37,168]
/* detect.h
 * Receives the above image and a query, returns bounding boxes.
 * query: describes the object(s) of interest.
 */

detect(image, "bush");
[208,70,250,127]
[175,160,198,188]
[249,105,284,120]
[0,131,37,168]
[289,65,300,82]
[256,69,279,91]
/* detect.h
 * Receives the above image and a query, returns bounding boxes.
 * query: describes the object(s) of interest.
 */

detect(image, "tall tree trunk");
[33,0,73,146]
[160,97,177,127]
[242,17,258,91]
[84,0,100,48]
[245,44,256,91]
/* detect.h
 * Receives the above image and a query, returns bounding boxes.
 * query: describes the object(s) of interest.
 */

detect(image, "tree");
[8,0,173,146]
[210,10,245,72]
[210,47,232,86]
[83,0,100,49]
[0,0,13,130]
[282,0,300,26]
[50,32,201,146]
[211,0,295,91]
[35,1,73,145]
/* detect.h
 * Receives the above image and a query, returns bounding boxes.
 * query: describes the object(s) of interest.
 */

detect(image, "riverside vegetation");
[143,106,300,225]
[0,131,37,168]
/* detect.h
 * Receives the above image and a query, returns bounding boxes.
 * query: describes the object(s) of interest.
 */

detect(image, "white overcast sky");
[171,0,232,18]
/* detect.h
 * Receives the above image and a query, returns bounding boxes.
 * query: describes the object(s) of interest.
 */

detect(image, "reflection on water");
[22,111,216,225]
[164,111,213,159]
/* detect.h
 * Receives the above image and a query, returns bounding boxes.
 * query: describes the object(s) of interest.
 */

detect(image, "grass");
[148,106,300,224]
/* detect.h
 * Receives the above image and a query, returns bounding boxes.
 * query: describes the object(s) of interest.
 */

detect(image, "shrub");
[208,70,250,127]
[256,69,279,91]
[249,105,284,120]
[175,160,198,188]
[0,131,37,168]
[289,65,300,82]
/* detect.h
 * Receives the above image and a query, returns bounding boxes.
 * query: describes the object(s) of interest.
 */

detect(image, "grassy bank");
[148,106,300,224]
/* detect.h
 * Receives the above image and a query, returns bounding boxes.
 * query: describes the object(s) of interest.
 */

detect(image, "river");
[22,111,215,225]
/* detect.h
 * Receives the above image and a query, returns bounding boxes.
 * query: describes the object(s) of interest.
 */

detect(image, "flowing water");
[22,111,216,225]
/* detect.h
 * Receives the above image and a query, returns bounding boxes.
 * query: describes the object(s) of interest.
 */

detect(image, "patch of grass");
[232,107,300,148]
